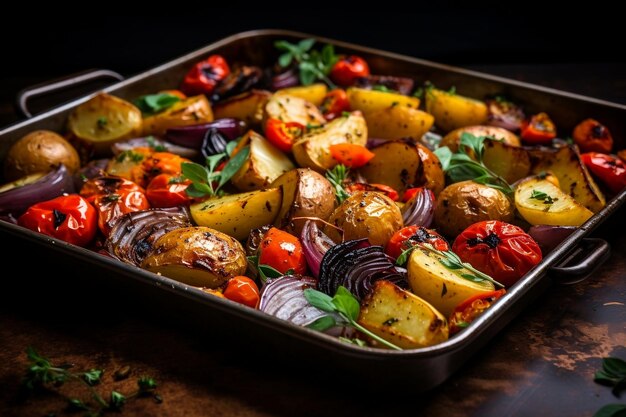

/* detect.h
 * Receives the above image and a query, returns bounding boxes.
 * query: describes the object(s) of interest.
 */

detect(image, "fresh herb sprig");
[434,132,513,195]
[182,145,249,198]
[23,347,160,416]
[133,93,181,116]
[275,39,338,87]
[246,255,291,282]
[530,189,558,205]
[595,357,626,397]
[326,164,351,204]
[304,286,402,350]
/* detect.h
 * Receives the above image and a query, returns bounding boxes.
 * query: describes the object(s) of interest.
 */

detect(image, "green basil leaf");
[278,52,293,68]
[593,404,626,417]
[182,162,210,184]
[433,146,452,170]
[218,146,250,188]
[258,264,283,280]
[297,38,316,52]
[134,93,180,115]
[185,182,212,197]
[303,288,336,313]
[206,153,226,172]
[225,140,238,157]
[307,315,337,331]
[603,357,626,378]
[332,286,360,322]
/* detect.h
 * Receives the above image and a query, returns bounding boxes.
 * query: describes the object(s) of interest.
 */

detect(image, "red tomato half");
[449,289,506,335]
[330,55,370,86]
[259,227,307,275]
[581,152,626,194]
[385,225,449,260]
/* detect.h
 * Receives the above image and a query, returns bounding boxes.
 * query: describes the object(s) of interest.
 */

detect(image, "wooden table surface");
[0,64,625,417]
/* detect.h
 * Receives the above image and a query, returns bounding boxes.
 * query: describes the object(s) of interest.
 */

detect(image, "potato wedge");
[529,145,606,213]
[358,281,449,349]
[416,144,445,196]
[190,187,283,240]
[515,177,593,226]
[292,112,367,172]
[425,88,488,132]
[347,87,420,114]
[270,168,336,234]
[482,138,531,183]
[230,131,295,191]
[365,105,434,140]
[68,93,142,154]
[141,227,246,288]
[441,125,521,152]
[142,95,213,136]
[275,84,328,106]
[213,89,272,126]
[264,94,325,127]
[359,141,422,195]
[407,246,495,317]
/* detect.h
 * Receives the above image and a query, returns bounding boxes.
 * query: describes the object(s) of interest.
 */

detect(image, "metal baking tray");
[2,29,625,390]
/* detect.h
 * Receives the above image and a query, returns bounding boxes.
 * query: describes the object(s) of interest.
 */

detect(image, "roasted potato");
[270,168,336,234]
[416,144,445,196]
[213,89,272,126]
[292,111,367,172]
[364,105,434,141]
[407,245,496,316]
[482,139,531,183]
[67,93,142,154]
[141,226,246,288]
[359,141,422,196]
[347,87,420,114]
[515,177,593,226]
[529,145,606,213]
[441,125,521,152]
[105,147,152,180]
[434,181,514,237]
[275,83,328,106]
[324,191,403,246]
[358,280,449,349]
[4,130,81,181]
[142,95,213,136]
[264,94,325,127]
[190,187,283,240]
[425,88,488,132]
[230,131,295,191]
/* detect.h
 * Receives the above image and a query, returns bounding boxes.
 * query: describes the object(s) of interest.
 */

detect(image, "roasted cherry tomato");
[146,173,192,208]
[330,55,370,86]
[344,182,399,201]
[130,152,191,188]
[402,187,423,203]
[573,119,613,153]
[18,194,97,247]
[452,220,542,287]
[265,118,304,152]
[581,152,626,194]
[449,289,506,335]
[329,143,374,168]
[258,227,307,275]
[320,89,350,120]
[223,276,260,308]
[180,55,230,96]
[385,226,449,260]
[80,176,150,236]
[520,112,557,144]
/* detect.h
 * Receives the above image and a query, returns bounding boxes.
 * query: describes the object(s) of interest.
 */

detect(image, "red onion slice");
[111,137,198,159]
[486,99,525,131]
[402,188,435,227]
[165,118,245,149]
[300,220,335,278]
[528,225,577,254]
[259,275,327,326]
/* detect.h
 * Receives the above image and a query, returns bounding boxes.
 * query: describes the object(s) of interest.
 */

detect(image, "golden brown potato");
[4,130,81,181]
[482,139,531,184]
[425,88,488,132]
[213,89,272,126]
[68,93,142,154]
[264,94,325,127]
[275,84,328,106]
[359,141,422,196]
[347,87,421,114]
[141,227,247,288]
[142,95,213,136]
[441,125,521,152]
[324,191,403,246]
[364,105,434,141]
[434,181,514,237]
[416,144,445,197]
[270,168,336,234]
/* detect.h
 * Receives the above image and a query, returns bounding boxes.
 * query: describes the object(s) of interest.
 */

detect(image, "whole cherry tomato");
[320,89,350,120]
[18,194,97,247]
[520,112,557,144]
[581,152,626,194]
[265,118,304,152]
[385,225,449,260]
[452,220,542,287]
[223,276,260,308]
[448,289,506,335]
[329,143,374,168]
[258,227,307,275]
[180,55,230,96]
[80,176,150,236]
[573,118,613,153]
[330,55,370,86]
[130,152,191,188]
[146,173,192,208]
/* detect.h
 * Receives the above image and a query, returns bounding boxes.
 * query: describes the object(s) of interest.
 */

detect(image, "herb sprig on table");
[23,347,161,416]
[593,356,626,416]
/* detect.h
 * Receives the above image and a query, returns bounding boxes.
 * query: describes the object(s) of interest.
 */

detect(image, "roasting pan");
[2,29,625,390]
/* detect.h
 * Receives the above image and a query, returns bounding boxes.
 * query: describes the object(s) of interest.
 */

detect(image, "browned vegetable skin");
[441,125,521,152]
[142,95,213,136]
[213,90,272,126]
[416,144,445,196]
[482,139,531,183]
[359,141,422,196]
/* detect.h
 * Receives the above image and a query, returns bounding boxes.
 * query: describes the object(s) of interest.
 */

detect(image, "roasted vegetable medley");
[2,39,623,350]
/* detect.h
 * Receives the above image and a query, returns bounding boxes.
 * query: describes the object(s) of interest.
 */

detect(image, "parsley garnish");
[372,85,393,93]
[115,150,144,163]
[530,189,558,205]
[133,93,180,115]
[97,116,108,128]
[275,39,338,88]
[325,164,350,203]
[182,146,250,198]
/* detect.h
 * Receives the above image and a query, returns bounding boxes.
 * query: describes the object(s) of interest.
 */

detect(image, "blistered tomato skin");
[258,227,307,275]
[330,56,370,86]
[223,276,260,308]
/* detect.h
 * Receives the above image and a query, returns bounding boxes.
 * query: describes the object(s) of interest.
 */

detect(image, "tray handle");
[550,237,611,285]
[16,69,124,118]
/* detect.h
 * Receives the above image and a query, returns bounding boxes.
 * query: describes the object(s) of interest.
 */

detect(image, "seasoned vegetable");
[581,152,626,194]
[448,289,506,335]
[520,112,557,144]
[142,95,213,136]
[264,94,325,127]
[482,138,531,183]
[213,90,272,126]
[573,118,613,153]
[364,105,434,141]
[359,141,422,196]
[258,227,307,275]
[416,144,446,197]
[223,276,260,308]
[330,55,370,86]
[441,126,521,152]
[347,87,420,115]
[425,88,488,132]
[275,83,328,106]
[180,55,230,96]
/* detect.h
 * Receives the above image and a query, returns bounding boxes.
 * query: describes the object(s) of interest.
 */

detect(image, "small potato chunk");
[190,187,282,240]
[425,88,488,132]
[270,168,336,234]
[292,112,368,172]
[441,125,521,152]
[416,144,445,196]
[324,191,403,246]
[407,246,495,316]
[515,177,593,226]
[264,94,325,127]
[3,130,81,181]
[482,139,531,184]
[364,106,434,141]
[213,89,272,126]
[359,141,422,195]
[434,181,514,237]
[358,280,449,349]
[230,131,295,191]
[275,84,328,106]
[141,227,246,288]
[347,87,421,114]
[142,95,213,136]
